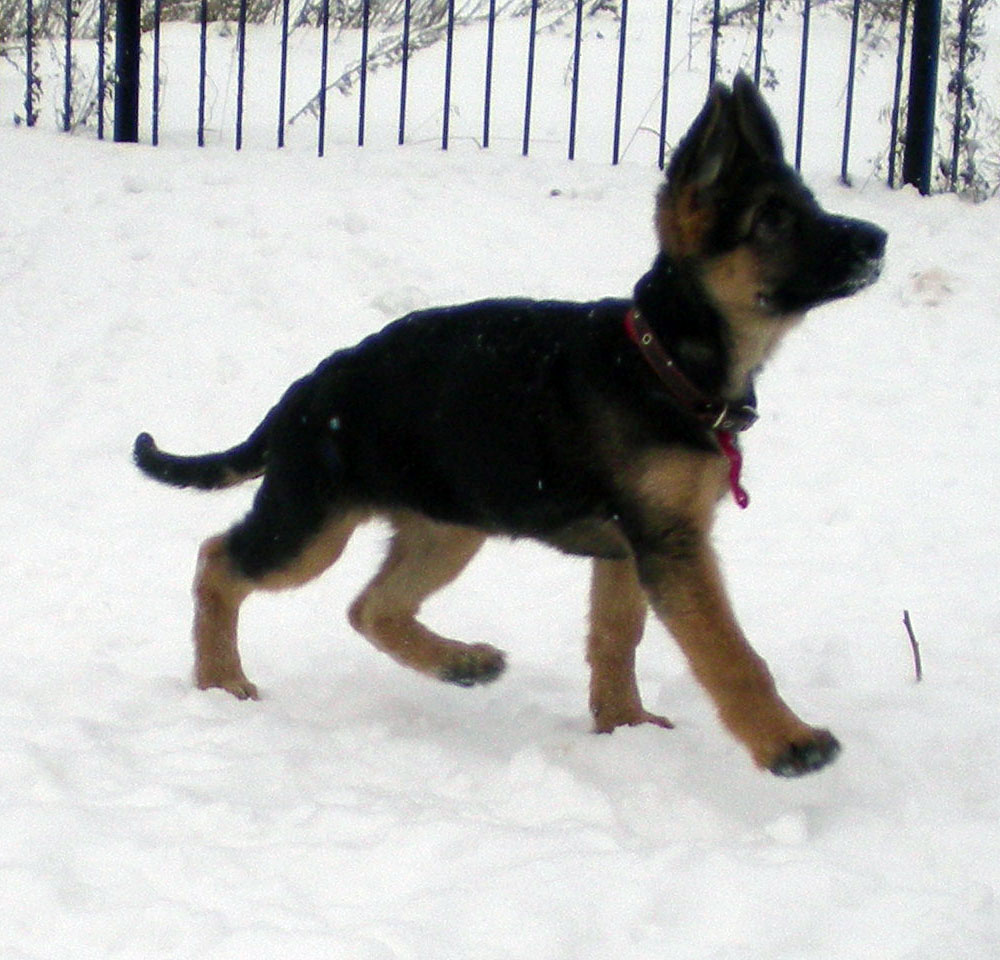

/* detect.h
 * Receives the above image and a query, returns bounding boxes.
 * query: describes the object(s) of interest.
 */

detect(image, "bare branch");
[903,609,923,683]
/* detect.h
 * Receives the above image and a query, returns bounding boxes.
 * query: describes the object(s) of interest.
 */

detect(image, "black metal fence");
[8,0,981,194]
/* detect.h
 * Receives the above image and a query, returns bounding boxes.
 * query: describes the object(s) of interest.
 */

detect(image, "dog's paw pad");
[439,645,506,687]
[769,730,841,777]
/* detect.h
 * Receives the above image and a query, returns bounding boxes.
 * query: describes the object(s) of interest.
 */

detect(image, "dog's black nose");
[853,220,887,262]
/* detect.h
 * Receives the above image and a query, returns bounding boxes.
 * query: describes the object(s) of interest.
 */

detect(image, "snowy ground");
[3,7,1000,960]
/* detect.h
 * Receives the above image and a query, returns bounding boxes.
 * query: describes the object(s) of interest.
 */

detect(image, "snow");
[2,5,1000,959]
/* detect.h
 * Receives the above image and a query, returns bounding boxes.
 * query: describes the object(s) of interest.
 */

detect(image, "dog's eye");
[751,200,794,241]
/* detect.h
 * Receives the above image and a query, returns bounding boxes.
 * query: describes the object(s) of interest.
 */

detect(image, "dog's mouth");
[758,256,882,314]
[828,252,885,299]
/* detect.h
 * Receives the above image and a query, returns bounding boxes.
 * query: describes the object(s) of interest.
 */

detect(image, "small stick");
[903,609,922,682]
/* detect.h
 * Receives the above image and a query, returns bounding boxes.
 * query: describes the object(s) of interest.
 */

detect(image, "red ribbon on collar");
[716,430,750,509]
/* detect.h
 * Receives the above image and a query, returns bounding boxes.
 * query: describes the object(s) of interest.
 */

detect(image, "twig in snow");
[903,609,922,683]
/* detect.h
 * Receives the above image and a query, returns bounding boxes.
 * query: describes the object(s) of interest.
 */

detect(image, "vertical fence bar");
[483,0,496,147]
[903,0,942,194]
[568,0,583,160]
[115,0,141,142]
[236,0,248,150]
[795,0,810,170]
[950,0,970,190]
[522,0,538,156]
[318,0,330,157]
[359,0,370,146]
[888,0,910,187]
[398,0,412,145]
[442,0,455,149]
[278,0,290,146]
[25,0,36,127]
[658,0,673,169]
[63,0,73,131]
[612,0,628,165]
[97,0,106,138]
[753,0,766,85]
[840,0,861,184]
[198,0,208,146]
[152,0,162,145]
[709,0,720,87]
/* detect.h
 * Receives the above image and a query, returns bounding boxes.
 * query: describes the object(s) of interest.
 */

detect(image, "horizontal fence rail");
[3,0,987,195]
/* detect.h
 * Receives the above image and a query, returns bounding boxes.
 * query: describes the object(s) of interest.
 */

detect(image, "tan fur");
[192,536,257,699]
[640,540,824,771]
[655,184,712,259]
[628,448,729,520]
[192,512,362,698]
[620,449,830,770]
[348,513,505,681]
[699,249,804,394]
[587,557,672,732]
[191,447,830,770]
[257,511,365,592]
[656,190,805,399]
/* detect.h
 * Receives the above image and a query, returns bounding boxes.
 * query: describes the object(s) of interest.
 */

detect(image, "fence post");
[949,0,971,190]
[152,0,161,145]
[483,0,496,148]
[903,0,942,194]
[522,0,538,156]
[611,0,628,165]
[114,0,140,142]
[25,0,36,126]
[794,0,810,171]
[398,0,412,145]
[63,0,73,131]
[198,0,207,146]
[97,0,106,138]
[840,0,862,185]
[568,0,582,160]
[278,0,290,147]
[888,0,911,188]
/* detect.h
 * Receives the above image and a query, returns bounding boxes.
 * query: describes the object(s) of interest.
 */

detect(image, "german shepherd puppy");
[135,74,885,777]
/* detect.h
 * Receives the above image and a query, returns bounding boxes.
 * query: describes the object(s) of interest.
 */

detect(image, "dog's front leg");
[636,538,840,776]
[587,557,673,733]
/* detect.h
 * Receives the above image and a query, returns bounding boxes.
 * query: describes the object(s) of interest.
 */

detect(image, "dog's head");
[657,73,886,320]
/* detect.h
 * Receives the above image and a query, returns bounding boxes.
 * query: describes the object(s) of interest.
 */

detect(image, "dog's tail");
[133,421,270,491]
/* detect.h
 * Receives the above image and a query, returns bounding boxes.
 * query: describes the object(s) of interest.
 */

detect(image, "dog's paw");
[197,676,260,701]
[439,644,507,687]
[768,730,841,777]
[593,707,674,734]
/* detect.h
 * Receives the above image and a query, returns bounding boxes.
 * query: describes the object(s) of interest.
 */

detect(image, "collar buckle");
[710,403,759,433]
[626,308,758,434]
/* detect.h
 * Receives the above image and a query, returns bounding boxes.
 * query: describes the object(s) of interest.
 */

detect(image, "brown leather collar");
[624,308,758,434]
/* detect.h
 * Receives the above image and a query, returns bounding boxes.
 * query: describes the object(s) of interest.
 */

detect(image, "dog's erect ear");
[657,76,787,256]
[667,74,784,193]
[667,82,737,191]
[658,83,738,256]
[731,72,784,165]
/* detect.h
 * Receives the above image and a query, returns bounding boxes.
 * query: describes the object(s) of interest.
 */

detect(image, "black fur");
[136,285,726,578]
[135,77,886,609]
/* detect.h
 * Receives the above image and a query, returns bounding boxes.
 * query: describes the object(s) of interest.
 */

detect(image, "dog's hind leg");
[192,507,361,699]
[191,536,258,699]
[348,514,506,686]
[587,557,673,733]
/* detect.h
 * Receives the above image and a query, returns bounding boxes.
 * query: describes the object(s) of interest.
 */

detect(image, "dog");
[134,74,885,777]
